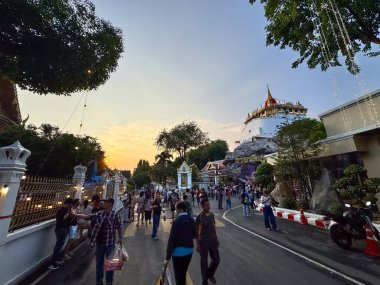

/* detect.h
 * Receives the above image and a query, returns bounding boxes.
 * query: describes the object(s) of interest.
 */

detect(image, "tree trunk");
[0,73,22,129]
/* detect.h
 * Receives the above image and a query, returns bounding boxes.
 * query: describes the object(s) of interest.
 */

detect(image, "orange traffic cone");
[299,209,308,225]
[364,224,380,257]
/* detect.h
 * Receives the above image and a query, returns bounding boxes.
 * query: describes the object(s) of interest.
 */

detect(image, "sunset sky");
[18,0,380,171]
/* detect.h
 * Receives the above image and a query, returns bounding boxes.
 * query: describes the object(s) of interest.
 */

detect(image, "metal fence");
[9,176,75,232]
[82,183,103,200]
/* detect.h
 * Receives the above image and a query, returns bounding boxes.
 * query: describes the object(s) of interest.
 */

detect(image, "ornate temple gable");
[244,86,307,124]
[178,161,192,174]
[0,75,22,129]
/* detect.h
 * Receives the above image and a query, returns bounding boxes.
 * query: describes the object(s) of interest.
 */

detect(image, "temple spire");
[266,84,273,99]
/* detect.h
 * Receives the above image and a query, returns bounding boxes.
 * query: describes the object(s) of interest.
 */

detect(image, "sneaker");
[48,264,59,270]
[208,276,216,284]
[266,228,271,231]
[154,237,159,241]
[56,260,65,265]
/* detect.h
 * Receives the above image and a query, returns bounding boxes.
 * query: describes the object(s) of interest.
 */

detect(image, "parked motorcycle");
[327,201,380,249]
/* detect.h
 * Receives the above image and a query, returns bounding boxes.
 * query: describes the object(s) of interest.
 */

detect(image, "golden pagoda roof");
[244,86,307,124]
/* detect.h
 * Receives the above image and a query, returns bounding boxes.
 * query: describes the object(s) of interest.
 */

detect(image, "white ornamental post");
[122,177,127,193]
[72,165,87,201]
[101,171,108,199]
[113,171,121,210]
[0,141,31,244]
[177,172,181,191]
[188,169,192,190]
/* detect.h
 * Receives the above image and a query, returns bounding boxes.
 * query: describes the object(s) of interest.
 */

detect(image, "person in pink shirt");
[225,188,232,210]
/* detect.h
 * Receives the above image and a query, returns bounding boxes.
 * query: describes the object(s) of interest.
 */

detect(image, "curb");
[257,205,329,229]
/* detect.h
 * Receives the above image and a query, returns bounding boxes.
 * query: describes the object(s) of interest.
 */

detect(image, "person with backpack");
[241,190,251,217]
[183,194,193,219]
[164,202,196,285]
[136,191,146,226]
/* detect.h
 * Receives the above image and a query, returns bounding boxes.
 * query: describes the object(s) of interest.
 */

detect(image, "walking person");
[151,195,162,240]
[183,194,194,219]
[136,191,146,226]
[129,193,136,222]
[196,199,220,285]
[169,189,180,222]
[261,191,278,231]
[191,189,195,206]
[241,190,251,217]
[225,188,232,210]
[64,199,80,259]
[123,192,131,223]
[49,198,74,270]
[196,189,201,207]
[77,198,122,285]
[145,193,153,225]
[217,188,223,210]
[164,202,197,285]
[78,199,92,241]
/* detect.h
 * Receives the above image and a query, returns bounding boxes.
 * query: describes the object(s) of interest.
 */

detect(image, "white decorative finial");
[0,141,31,171]
[73,164,87,179]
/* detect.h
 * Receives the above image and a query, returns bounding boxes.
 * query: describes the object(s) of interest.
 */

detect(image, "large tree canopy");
[250,0,380,74]
[155,121,209,159]
[0,0,123,95]
[0,123,106,177]
[187,140,229,170]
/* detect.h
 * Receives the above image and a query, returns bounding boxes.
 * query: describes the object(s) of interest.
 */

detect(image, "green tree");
[155,121,209,159]
[150,151,176,185]
[255,162,275,191]
[274,118,327,200]
[187,140,229,170]
[0,123,106,177]
[132,159,151,188]
[333,164,380,205]
[0,0,123,95]
[249,0,380,74]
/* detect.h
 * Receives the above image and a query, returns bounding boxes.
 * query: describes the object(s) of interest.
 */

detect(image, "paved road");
[24,197,380,285]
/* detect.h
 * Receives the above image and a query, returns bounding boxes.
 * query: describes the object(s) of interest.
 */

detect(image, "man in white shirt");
[260,191,278,231]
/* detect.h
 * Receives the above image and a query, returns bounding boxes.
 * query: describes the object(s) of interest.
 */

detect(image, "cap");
[101,198,115,204]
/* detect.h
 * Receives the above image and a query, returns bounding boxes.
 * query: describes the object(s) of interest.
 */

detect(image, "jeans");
[187,207,194,219]
[172,254,192,285]
[226,199,231,210]
[263,205,277,229]
[199,240,220,285]
[152,214,160,238]
[243,205,250,216]
[52,227,68,265]
[96,243,115,283]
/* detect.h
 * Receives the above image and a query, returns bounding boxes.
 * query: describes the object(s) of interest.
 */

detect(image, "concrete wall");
[320,94,380,137]
[0,220,56,285]
[360,135,380,178]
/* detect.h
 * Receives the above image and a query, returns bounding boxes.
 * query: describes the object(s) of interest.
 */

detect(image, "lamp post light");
[75,146,79,163]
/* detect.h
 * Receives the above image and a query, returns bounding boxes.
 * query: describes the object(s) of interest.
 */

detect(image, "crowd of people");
[48,182,278,285]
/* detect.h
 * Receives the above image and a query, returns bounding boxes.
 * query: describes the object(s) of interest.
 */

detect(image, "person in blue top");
[164,201,196,285]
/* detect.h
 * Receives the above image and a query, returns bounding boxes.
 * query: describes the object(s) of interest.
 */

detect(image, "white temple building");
[239,86,308,143]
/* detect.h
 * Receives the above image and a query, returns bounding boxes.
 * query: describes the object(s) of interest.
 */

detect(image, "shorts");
[69,225,79,239]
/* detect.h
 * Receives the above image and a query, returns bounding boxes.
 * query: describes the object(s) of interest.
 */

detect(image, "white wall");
[0,220,56,285]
